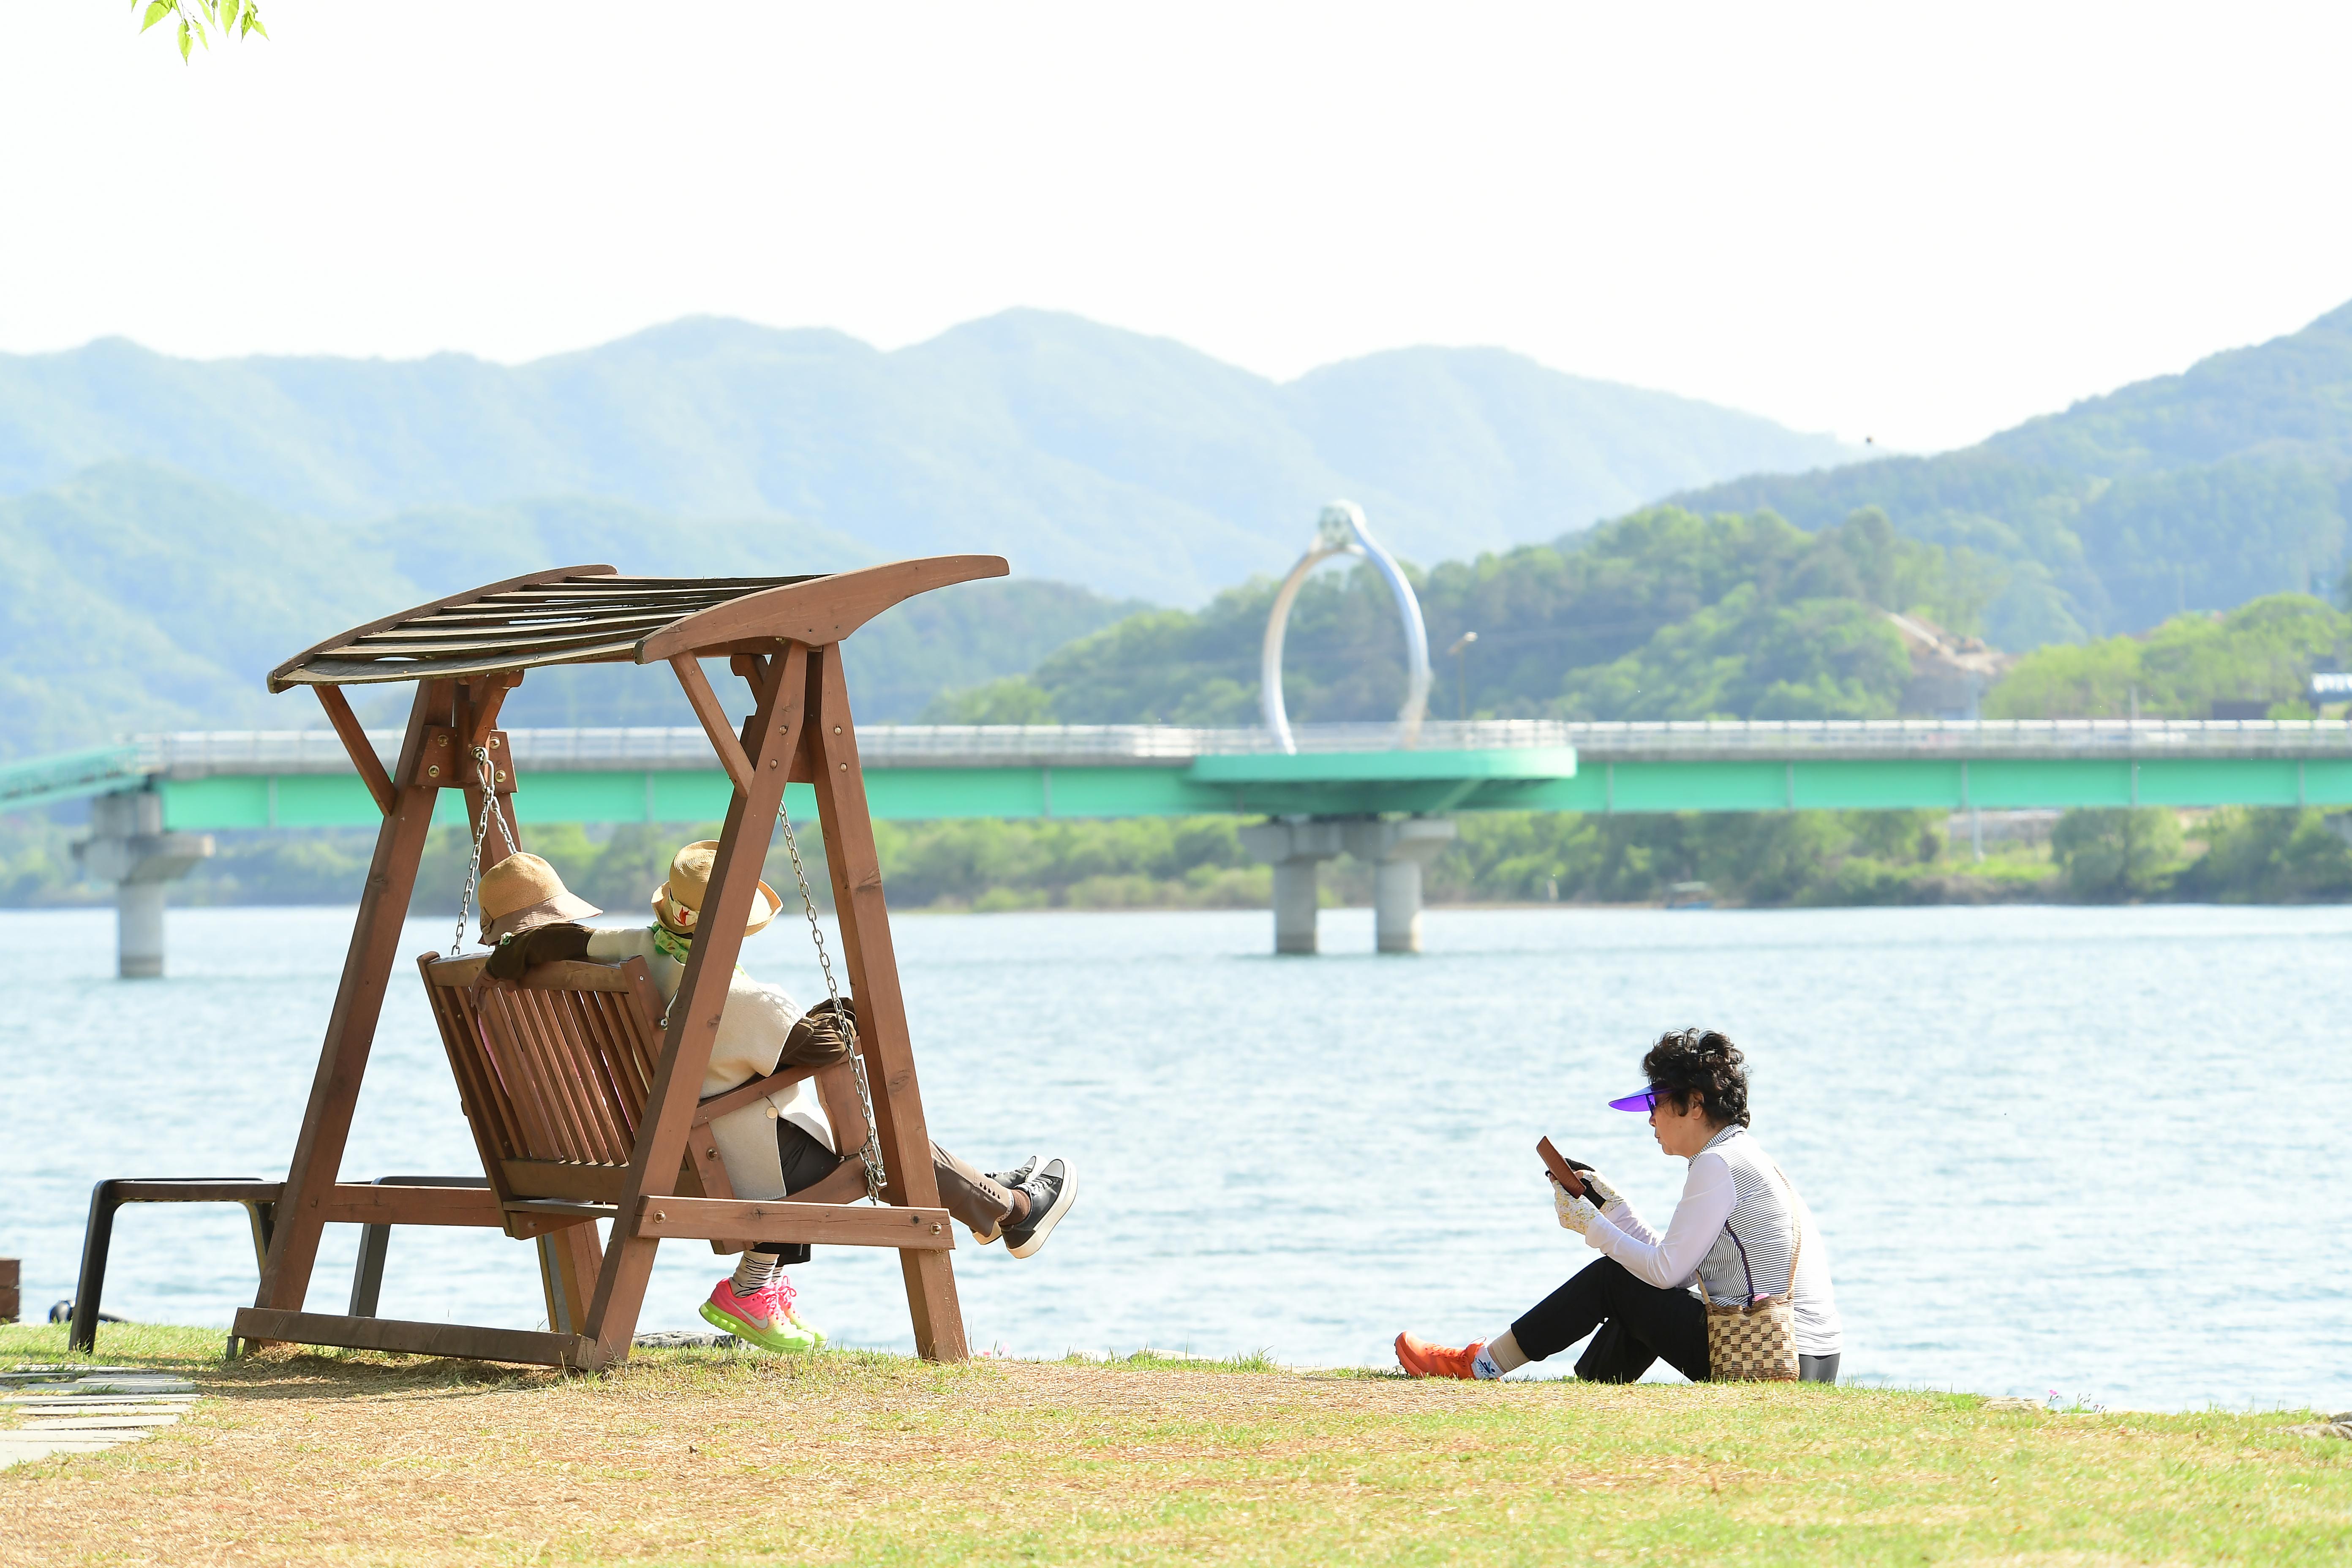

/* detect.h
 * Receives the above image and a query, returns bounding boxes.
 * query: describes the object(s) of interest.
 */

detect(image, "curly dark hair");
[1641,1027,1750,1128]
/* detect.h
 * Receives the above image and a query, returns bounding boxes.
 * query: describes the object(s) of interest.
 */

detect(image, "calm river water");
[3,902,2344,1412]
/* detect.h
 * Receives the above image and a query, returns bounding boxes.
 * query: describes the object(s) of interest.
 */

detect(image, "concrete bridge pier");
[74,789,215,978]
[1238,819,1347,954]
[1239,816,1456,955]
[1345,817,1456,954]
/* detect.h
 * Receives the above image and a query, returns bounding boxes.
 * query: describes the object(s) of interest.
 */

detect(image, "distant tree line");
[10,801,2351,912]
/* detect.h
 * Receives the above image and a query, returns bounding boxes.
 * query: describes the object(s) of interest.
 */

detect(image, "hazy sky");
[5,3,2347,452]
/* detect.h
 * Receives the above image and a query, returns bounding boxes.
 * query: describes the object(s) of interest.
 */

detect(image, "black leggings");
[749,1120,854,1265]
[1513,1257,1840,1384]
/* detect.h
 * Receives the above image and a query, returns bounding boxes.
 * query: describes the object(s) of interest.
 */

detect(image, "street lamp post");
[1446,632,1478,721]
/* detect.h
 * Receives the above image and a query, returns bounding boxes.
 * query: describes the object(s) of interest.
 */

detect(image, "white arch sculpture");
[1260,500,1432,753]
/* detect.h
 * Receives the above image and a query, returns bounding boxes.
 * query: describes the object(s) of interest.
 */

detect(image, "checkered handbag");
[1701,1169,1803,1382]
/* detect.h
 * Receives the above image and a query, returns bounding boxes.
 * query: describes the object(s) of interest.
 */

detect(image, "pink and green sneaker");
[700,1277,824,1353]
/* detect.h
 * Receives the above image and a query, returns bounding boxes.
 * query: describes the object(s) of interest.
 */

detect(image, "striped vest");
[1692,1125,1842,1356]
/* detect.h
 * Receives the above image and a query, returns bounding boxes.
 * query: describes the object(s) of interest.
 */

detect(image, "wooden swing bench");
[230,558,1004,1370]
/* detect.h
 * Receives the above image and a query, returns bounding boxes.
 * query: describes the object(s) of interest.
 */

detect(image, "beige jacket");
[583,925,835,1200]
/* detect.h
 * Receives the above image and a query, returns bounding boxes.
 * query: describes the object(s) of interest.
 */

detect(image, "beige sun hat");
[652,839,782,939]
[478,852,601,945]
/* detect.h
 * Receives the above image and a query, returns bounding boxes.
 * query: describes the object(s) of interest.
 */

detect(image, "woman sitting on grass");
[1395,1027,1841,1383]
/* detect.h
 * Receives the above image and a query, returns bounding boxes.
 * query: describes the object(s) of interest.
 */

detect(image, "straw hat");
[653,839,782,939]
[479,852,600,944]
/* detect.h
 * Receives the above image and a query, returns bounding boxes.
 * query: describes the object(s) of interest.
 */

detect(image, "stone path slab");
[1,1367,200,1470]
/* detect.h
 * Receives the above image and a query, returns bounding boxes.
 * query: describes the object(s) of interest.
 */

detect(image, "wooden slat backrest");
[419,948,868,1258]
[417,953,665,1176]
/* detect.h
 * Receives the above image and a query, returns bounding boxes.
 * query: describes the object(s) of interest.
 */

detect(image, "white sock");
[730,1252,778,1294]
[1476,1329,1529,1380]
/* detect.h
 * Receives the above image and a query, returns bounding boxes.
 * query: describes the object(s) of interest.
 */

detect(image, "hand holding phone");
[1536,1136,1587,1198]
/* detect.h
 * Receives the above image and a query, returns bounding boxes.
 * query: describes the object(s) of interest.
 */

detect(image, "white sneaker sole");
[1007,1161,1076,1259]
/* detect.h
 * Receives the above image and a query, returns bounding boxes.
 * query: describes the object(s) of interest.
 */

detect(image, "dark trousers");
[749,1120,853,1265]
[1513,1257,1840,1384]
[751,1121,1021,1266]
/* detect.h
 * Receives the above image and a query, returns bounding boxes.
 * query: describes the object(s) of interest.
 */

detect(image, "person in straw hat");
[476,841,1078,1353]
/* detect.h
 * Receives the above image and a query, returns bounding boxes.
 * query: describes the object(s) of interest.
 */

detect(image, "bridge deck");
[8,721,2352,826]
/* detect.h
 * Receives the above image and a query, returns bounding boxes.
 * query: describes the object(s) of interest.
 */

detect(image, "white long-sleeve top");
[583,925,834,1202]
[1581,1124,1842,1357]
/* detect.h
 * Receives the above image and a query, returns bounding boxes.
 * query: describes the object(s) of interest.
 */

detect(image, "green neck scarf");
[648,922,695,965]
[648,921,747,975]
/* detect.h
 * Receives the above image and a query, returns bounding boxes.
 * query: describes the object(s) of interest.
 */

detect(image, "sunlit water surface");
[3,902,2344,1412]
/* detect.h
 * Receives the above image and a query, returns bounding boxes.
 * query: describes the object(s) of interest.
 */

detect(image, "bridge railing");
[135,721,1584,775]
[0,742,147,811]
[96,716,2352,784]
[1560,718,2352,758]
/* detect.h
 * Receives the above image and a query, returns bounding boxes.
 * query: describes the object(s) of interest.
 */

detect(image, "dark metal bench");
[71,1175,592,1351]
[71,1179,282,1351]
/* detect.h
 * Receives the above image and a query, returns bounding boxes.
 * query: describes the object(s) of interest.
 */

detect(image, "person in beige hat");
[480,840,1078,1353]
[477,852,600,945]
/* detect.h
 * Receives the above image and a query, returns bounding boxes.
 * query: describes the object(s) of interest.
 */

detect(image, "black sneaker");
[1003,1158,1076,1259]
[984,1156,1038,1192]
[972,1156,1038,1244]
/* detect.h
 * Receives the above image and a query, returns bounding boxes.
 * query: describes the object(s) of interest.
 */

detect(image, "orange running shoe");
[1394,1331,1485,1379]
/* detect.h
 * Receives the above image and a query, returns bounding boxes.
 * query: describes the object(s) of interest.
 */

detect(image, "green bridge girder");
[149,747,2352,831]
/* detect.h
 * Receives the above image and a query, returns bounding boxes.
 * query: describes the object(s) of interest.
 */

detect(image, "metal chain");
[776,807,886,1204]
[446,744,520,957]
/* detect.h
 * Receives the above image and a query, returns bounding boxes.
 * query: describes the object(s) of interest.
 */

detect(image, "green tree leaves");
[132,0,267,63]
[1983,594,2352,719]
[2050,808,2185,899]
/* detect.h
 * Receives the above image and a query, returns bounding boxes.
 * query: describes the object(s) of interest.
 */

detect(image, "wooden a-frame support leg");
[253,681,448,1317]
[255,675,545,1328]
[575,643,968,1368]
[808,647,968,1361]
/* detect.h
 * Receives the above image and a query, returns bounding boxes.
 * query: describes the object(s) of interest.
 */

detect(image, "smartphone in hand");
[1536,1137,1588,1199]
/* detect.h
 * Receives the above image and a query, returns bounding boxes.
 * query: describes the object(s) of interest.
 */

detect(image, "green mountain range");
[0,310,1859,607]
[942,300,2352,728]
[1666,300,2352,644]
[0,461,1143,756]
[7,301,2348,758]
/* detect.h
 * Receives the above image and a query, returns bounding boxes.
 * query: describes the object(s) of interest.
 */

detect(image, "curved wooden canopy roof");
[267,556,1009,692]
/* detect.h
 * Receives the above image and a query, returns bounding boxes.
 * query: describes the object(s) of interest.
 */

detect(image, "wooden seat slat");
[514,990,602,1162]
[501,990,576,1159]
[565,996,638,1162]
[559,991,634,1153]
[480,988,572,1163]
[523,991,607,1164]
[425,974,523,1165]
[579,991,642,1125]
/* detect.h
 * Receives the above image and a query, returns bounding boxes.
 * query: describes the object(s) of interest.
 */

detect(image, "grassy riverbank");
[4,1325,2348,1566]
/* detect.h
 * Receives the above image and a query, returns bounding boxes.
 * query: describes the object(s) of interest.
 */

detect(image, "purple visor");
[1608,1088,1661,1112]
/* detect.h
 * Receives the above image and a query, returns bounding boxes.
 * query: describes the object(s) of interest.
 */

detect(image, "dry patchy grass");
[3,1324,2348,1566]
